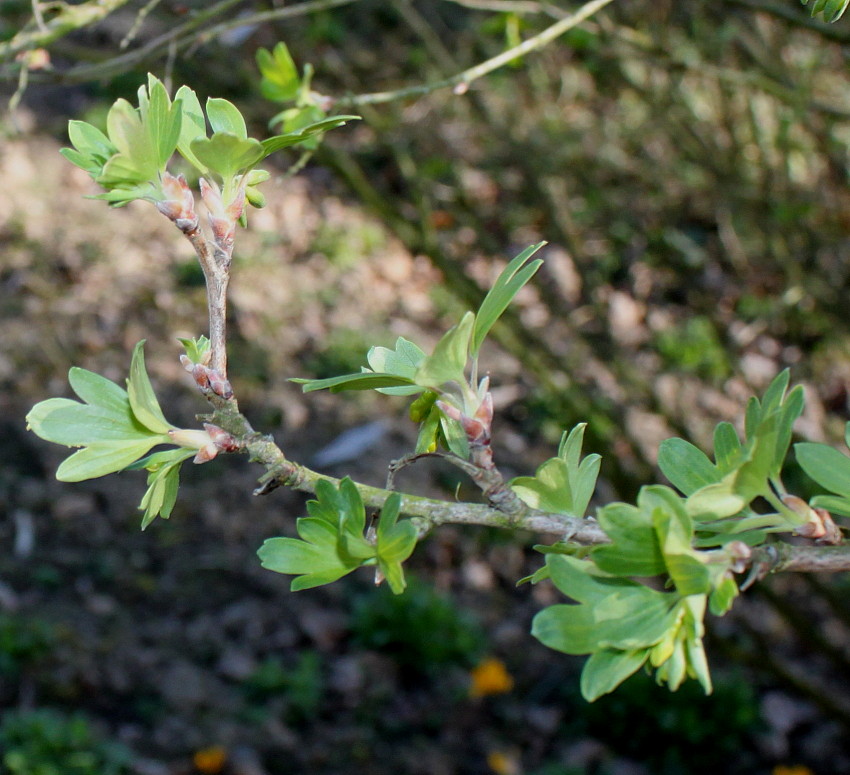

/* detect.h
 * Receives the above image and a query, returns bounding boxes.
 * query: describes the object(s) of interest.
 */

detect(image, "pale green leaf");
[580,648,648,702]
[206,98,247,139]
[658,438,719,496]
[415,311,474,390]
[127,341,172,434]
[56,439,160,482]
[174,85,207,172]
[257,42,300,101]
[190,134,264,181]
[293,372,418,393]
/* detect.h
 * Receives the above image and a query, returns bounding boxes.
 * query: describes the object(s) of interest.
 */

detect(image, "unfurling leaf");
[415,311,475,390]
[471,242,545,355]
[510,423,600,518]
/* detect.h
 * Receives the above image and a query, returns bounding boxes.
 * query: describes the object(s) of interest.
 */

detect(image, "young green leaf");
[415,311,475,390]
[126,341,173,435]
[56,439,163,482]
[257,42,301,102]
[658,438,720,496]
[206,98,248,139]
[190,134,265,182]
[258,519,364,591]
[261,115,360,155]
[375,492,418,594]
[439,413,470,458]
[174,85,208,172]
[511,423,600,518]
[366,337,426,395]
[580,648,648,702]
[811,494,850,519]
[141,73,184,169]
[414,403,442,454]
[292,372,419,393]
[62,121,116,176]
[795,442,850,499]
[27,342,181,486]
[592,491,666,577]
[471,242,545,356]
[802,0,850,23]
[713,421,742,472]
[532,555,677,654]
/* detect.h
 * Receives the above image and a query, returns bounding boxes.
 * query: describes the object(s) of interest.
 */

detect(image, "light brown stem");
[182,224,230,378]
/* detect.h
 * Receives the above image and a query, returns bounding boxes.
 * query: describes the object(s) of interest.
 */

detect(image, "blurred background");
[3,1,850,772]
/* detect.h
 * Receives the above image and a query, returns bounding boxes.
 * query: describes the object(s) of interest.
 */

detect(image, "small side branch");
[333,0,618,108]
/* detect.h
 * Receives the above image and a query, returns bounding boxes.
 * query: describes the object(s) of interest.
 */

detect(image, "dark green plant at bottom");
[0,709,131,775]
[350,578,487,674]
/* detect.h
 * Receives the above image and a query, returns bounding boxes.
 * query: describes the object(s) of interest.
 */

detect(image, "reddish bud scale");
[203,423,240,453]
[207,369,233,399]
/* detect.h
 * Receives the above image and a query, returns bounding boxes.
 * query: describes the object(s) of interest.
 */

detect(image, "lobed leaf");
[190,133,265,182]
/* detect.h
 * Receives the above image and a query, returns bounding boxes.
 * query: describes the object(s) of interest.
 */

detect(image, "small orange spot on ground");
[469,656,514,698]
[193,745,228,774]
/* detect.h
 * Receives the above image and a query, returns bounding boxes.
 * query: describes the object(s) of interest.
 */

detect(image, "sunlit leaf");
[471,242,545,355]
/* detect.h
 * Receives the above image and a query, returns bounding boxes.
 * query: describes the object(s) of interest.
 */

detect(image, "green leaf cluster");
[293,243,545,458]
[532,550,715,702]
[26,341,173,482]
[27,341,208,528]
[796,422,850,518]
[177,335,211,365]
[257,478,417,594]
[801,0,850,22]
[658,370,805,544]
[257,42,359,153]
[510,423,600,518]
[61,72,357,210]
[532,480,746,700]
[61,74,182,206]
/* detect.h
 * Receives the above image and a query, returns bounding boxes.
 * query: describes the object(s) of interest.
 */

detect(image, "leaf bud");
[168,428,218,463]
[245,186,266,209]
[784,494,842,543]
[156,173,198,232]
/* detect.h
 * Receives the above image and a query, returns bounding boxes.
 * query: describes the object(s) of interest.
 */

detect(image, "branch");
[754,543,850,574]
[331,0,619,108]
[205,397,605,541]
[0,0,133,61]
[4,0,363,83]
[203,394,850,574]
